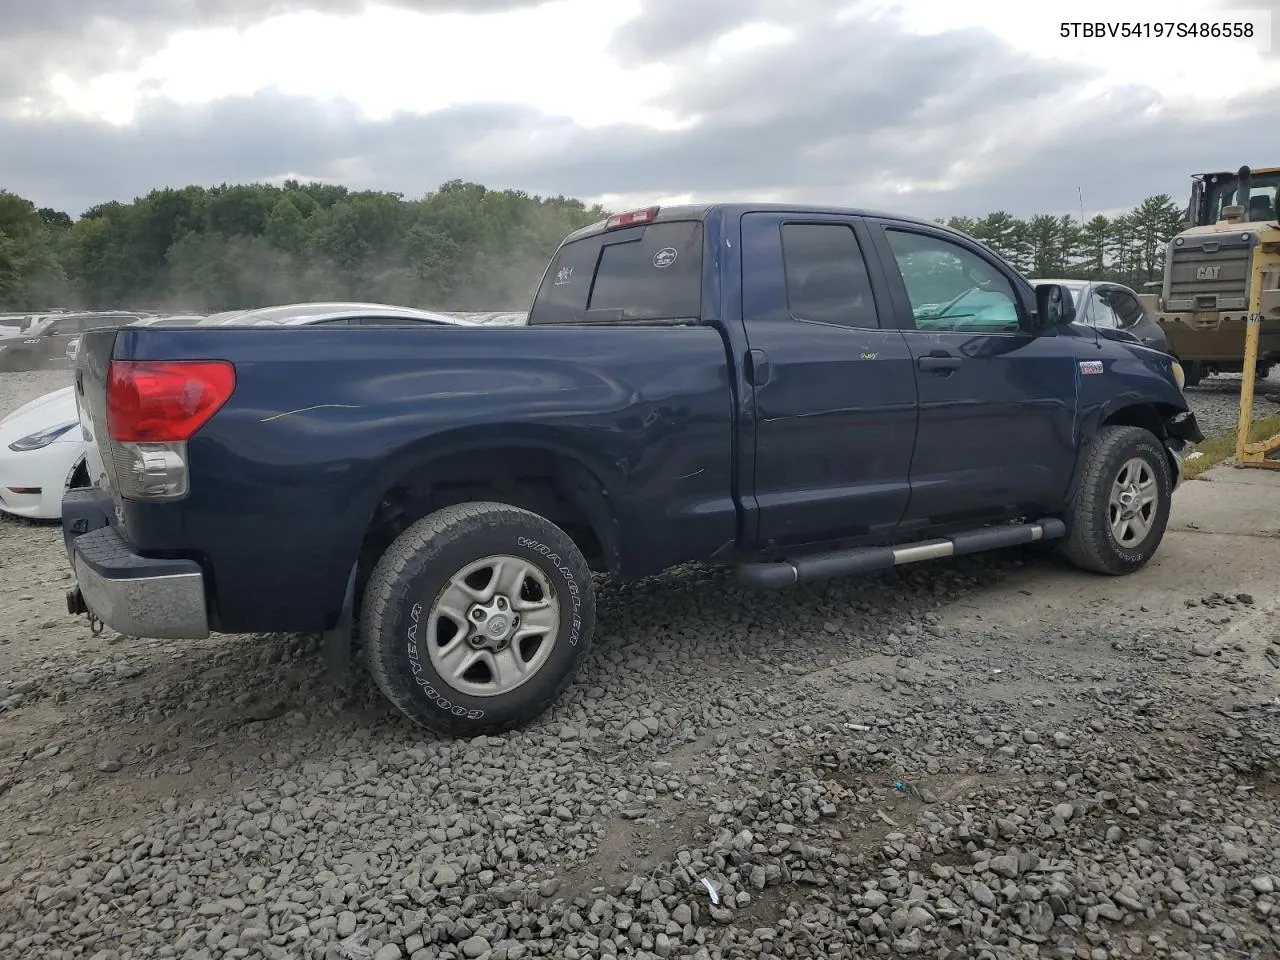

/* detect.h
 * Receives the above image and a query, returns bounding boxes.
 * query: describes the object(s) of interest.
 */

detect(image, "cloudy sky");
[3,0,1278,221]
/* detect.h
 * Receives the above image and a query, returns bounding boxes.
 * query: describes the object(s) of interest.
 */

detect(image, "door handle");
[746,348,771,385]
[917,352,962,372]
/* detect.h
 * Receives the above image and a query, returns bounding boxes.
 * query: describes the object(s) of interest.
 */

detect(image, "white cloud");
[30,0,1278,137]
[35,0,682,128]
[844,0,1275,104]
[5,0,1280,218]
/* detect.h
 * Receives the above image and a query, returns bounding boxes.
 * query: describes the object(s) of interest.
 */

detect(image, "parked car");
[1031,278,1171,355]
[0,385,85,519]
[62,206,1201,738]
[5,305,470,521]
[67,316,210,366]
[0,312,146,371]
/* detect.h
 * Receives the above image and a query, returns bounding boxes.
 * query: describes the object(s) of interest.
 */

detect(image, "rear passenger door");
[739,212,918,550]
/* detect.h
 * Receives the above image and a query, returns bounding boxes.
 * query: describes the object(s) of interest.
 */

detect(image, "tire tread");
[1061,425,1171,575]
[360,501,595,737]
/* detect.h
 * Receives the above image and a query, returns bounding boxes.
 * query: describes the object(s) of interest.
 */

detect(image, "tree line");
[0,179,1187,313]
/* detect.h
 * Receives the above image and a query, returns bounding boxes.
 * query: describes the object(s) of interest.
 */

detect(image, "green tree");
[0,191,66,308]
[0,178,1198,314]
[1078,215,1111,278]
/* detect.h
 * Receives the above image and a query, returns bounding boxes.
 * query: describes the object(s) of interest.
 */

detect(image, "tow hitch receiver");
[66,586,86,616]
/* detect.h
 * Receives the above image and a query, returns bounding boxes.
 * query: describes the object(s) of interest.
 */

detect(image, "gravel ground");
[1181,372,1280,437]
[0,370,1278,960]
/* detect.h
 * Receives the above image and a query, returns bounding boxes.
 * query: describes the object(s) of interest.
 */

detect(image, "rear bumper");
[62,489,209,639]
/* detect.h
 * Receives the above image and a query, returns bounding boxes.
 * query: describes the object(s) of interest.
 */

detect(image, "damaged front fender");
[1166,409,1204,447]
[1163,410,1203,491]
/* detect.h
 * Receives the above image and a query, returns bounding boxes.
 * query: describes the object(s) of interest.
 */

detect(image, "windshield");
[1199,171,1280,224]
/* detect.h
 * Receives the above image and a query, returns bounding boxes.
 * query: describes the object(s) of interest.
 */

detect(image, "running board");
[736,518,1067,589]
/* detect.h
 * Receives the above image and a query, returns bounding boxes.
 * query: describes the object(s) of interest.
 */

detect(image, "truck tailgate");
[71,327,120,515]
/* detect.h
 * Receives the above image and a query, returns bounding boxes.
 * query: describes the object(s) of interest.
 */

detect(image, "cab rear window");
[529,220,703,324]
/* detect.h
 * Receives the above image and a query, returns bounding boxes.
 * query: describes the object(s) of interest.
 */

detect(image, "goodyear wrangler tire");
[1061,425,1172,576]
[360,501,596,737]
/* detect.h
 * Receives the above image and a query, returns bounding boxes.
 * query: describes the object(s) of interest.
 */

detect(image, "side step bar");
[736,518,1067,589]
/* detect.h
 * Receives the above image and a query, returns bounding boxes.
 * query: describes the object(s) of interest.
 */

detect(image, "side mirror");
[1034,283,1077,327]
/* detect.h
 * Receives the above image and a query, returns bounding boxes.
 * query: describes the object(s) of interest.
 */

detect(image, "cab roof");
[561,203,956,244]
[1195,167,1280,178]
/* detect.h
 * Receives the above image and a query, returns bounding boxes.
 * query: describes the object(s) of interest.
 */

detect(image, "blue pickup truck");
[62,204,1202,736]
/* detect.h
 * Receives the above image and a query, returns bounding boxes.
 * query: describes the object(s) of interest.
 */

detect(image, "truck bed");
[72,323,740,633]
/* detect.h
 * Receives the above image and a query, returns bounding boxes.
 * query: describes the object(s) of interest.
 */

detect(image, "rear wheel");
[1181,360,1203,388]
[1061,425,1172,575]
[360,501,596,736]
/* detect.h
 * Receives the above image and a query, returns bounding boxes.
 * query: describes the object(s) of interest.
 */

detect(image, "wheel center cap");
[487,616,509,637]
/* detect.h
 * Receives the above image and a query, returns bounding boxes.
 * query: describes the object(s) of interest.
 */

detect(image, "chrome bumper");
[71,549,210,639]
[62,491,209,639]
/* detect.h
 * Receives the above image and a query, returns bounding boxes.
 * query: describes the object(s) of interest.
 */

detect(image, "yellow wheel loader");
[1139,165,1280,388]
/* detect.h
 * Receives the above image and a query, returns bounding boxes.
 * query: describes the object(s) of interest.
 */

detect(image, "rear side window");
[529,220,703,324]
[1104,289,1144,327]
[780,223,879,328]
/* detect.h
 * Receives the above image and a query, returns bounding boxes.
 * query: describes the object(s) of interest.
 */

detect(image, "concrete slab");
[1192,463,1280,486]
[1171,469,1280,537]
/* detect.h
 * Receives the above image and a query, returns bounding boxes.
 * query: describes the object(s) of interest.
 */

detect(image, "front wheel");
[1061,425,1173,575]
[360,501,596,737]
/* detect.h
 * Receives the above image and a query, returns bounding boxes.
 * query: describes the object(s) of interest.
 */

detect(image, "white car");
[0,304,477,520]
[0,385,85,520]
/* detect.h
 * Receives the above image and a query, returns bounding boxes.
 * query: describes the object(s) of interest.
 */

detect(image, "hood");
[1096,325,1169,352]
[0,385,79,441]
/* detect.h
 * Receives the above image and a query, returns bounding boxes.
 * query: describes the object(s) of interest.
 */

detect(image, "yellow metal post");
[1235,309,1280,468]
[1235,314,1260,462]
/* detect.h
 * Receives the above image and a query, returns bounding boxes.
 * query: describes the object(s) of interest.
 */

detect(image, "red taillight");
[605,206,660,230]
[106,360,236,443]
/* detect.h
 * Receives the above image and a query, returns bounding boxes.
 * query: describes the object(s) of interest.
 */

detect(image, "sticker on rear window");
[554,265,573,285]
[653,247,678,269]
[1079,360,1103,375]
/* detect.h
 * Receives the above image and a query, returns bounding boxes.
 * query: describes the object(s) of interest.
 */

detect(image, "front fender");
[1076,345,1195,449]
[1063,345,1202,508]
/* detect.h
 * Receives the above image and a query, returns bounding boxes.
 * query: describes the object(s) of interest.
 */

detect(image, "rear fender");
[350,426,624,577]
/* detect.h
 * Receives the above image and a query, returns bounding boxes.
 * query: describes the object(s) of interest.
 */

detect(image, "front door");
[739,212,918,550]
[865,221,1080,527]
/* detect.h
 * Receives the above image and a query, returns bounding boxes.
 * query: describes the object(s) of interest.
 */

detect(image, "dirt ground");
[0,370,1277,960]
